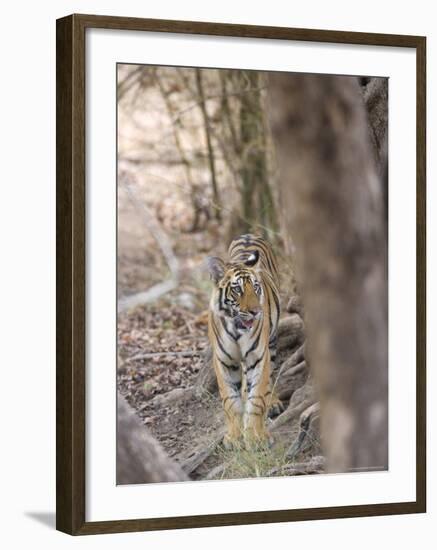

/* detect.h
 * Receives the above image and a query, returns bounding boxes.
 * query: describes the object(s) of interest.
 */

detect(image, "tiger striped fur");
[207,234,281,447]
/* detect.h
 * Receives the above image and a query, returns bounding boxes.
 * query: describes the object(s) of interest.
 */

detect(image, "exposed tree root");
[279,342,306,372]
[286,295,304,316]
[267,455,325,477]
[276,361,308,401]
[180,433,224,475]
[271,379,316,431]
[287,402,321,460]
[205,462,228,480]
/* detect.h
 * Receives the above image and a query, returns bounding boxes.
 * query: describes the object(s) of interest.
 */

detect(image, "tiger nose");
[249,308,260,317]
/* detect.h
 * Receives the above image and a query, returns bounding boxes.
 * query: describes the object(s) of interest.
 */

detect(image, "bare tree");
[154,69,210,232]
[269,74,388,473]
[195,68,221,219]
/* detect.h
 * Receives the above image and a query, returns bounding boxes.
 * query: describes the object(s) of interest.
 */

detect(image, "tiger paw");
[267,392,284,419]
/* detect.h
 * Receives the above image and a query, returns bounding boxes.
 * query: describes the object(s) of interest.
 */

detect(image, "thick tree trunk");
[117,394,188,484]
[362,77,389,235]
[362,77,388,181]
[269,74,388,473]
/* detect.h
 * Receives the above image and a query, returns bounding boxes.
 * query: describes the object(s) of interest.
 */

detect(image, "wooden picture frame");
[56,13,426,535]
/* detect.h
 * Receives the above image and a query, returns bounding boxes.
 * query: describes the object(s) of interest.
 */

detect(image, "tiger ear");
[244,250,259,268]
[206,256,225,285]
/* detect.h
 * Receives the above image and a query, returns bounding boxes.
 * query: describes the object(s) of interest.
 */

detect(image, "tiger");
[207,234,281,448]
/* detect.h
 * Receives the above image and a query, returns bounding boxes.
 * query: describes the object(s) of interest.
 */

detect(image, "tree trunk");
[362,77,389,235]
[269,74,388,473]
[239,71,277,235]
[117,394,188,484]
[154,69,204,232]
[195,68,221,219]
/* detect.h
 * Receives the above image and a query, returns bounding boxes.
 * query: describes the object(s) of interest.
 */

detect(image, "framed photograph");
[56,14,426,535]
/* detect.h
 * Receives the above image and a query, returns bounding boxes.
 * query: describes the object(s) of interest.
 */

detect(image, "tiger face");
[207,257,264,332]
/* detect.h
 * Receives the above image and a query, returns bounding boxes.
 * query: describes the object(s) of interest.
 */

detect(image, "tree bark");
[195,68,221,219]
[269,74,388,473]
[117,394,188,484]
[362,77,388,234]
[362,77,388,181]
[239,71,277,235]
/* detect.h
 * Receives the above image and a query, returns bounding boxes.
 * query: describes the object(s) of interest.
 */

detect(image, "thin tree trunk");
[220,70,240,157]
[195,68,221,219]
[154,70,203,231]
[269,74,388,473]
[239,71,277,235]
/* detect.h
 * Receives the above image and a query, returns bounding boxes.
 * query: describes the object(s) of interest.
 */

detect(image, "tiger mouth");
[235,317,255,331]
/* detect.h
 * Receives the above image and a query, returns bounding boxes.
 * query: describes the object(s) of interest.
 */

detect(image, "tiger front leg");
[213,356,244,448]
[243,350,272,448]
[267,333,284,418]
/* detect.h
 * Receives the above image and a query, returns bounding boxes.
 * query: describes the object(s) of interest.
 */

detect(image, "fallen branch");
[267,455,325,477]
[118,280,177,313]
[150,387,194,408]
[205,462,228,480]
[118,173,179,313]
[180,433,224,475]
[124,176,179,278]
[126,349,203,363]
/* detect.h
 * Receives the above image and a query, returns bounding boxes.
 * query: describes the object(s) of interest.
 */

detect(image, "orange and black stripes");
[207,234,281,446]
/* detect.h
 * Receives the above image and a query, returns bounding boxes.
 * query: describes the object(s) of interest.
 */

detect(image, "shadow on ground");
[25,512,56,529]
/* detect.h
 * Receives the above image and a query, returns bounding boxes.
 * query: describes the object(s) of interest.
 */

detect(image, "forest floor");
[117,182,322,480]
[116,69,322,480]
